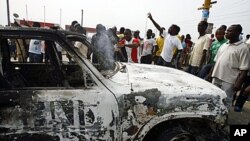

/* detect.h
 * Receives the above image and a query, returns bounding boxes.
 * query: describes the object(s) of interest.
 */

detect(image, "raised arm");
[148,13,163,33]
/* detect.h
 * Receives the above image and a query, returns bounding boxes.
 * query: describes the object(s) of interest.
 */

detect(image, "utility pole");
[198,0,217,34]
[60,8,62,27]
[198,0,217,21]
[44,6,46,27]
[6,0,11,26]
[26,4,28,20]
[81,9,84,26]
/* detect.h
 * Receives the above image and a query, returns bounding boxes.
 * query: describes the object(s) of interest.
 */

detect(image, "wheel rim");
[169,132,196,141]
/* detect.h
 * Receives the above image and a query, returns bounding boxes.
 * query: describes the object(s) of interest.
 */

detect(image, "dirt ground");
[228,101,250,125]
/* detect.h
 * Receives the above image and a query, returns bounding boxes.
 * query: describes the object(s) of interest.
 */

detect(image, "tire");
[157,126,197,141]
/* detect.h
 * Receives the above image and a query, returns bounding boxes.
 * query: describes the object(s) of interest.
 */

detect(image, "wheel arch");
[134,114,226,141]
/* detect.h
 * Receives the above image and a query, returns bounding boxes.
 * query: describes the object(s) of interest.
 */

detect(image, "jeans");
[153,56,160,65]
[141,54,152,64]
[157,57,173,67]
[235,76,250,109]
[186,65,199,75]
[198,64,213,79]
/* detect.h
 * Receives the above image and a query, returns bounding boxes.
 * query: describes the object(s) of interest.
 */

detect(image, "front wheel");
[157,126,196,141]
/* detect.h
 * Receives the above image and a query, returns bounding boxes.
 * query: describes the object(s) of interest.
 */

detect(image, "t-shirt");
[141,38,156,56]
[125,38,134,63]
[212,41,250,84]
[29,39,42,54]
[209,39,227,64]
[189,35,210,67]
[184,39,193,53]
[155,36,165,56]
[160,33,183,63]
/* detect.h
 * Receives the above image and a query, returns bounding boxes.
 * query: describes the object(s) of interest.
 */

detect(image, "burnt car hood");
[109,63,227,99]
[108,63,228,139]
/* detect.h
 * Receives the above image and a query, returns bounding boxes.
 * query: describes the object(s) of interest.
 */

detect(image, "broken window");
[0,36,95,89]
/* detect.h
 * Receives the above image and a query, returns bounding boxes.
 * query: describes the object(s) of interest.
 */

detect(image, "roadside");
[228,101,250,125]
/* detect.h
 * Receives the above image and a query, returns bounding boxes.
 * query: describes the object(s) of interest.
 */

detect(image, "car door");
[0,29,119,141]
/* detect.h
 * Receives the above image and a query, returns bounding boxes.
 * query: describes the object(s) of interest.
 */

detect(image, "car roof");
[0,27,87,39]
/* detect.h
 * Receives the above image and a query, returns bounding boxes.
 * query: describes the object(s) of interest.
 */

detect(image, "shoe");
[234,106,242,112]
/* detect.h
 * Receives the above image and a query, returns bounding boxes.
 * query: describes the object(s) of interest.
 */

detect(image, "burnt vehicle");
[0,27,228,141]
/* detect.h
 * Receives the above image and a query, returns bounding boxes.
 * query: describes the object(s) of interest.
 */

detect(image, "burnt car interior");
[0,36,95,89]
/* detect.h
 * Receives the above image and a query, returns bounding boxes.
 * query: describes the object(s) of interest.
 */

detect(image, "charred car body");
[0,27,228,141]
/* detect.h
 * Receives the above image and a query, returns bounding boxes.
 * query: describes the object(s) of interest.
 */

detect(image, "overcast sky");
[1,0,250,40]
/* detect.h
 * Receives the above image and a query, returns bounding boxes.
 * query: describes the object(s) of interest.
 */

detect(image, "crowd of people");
[83,13,250,113]
[8,14,250,113]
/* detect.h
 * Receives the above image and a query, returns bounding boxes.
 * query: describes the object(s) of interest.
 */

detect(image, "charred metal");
[0,28,229,141]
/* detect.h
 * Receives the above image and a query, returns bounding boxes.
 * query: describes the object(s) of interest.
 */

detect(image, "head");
[225,24,242,42]
[71,20,78,26]
[186,34,191,40]
[180,35,185,42]
[111,26,117,34]
[133,30,140,38]
[146,29,153,39]
[124,28,132,41]
[119,27,125,34]
[220,25,227,31]
[96,24,106,34]
[33,22,40,28]
[198,21,208,34]
[70,20,78,32]
[168,24,180,36]
[246,34,250,40]
[215,28,225,41]
[211,34,214,38]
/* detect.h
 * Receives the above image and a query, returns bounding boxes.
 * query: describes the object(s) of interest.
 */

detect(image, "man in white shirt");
[147,13,182,67]
[141,29,156,64]
[122,29,140,63]
[211,24,250,109]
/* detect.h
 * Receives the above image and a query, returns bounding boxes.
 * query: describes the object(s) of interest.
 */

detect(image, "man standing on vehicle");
[211,24,250,109]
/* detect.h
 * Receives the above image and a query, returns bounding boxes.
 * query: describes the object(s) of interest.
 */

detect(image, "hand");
[234,84,241,91]
[206,75,212,82]
[147,12,152,19]
[117,42,124,48]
